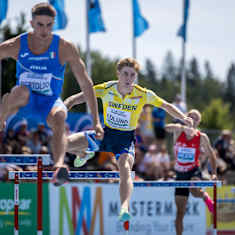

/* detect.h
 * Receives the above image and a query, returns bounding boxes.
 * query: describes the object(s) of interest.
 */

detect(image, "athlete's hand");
[94,123,104,140]
[183,116,193,128]
[211,174,217,180]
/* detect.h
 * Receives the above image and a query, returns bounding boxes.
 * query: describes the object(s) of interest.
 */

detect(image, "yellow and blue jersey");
[94,81,164,131]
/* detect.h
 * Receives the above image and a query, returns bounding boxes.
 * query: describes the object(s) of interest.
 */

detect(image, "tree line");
[1,14,235,132]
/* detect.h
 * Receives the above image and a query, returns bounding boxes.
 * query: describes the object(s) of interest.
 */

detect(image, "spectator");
[142,144,160,179]
[152,107,166,145]
[97,151,115,166]
[21,146,32,154]
[0,166,8,181]
[26,131,42,154]
[36,123,49,146]
[135,125,145,148]
[4,129,21,153]
[39,145,49,154]
[138,105,155,146]
[3,144,13,154]
[133,146,146,179]
[15,121,30,146]
[214,129,235,170]
[155,144,171,180]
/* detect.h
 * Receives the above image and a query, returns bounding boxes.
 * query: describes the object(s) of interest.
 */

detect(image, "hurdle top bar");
[8,171,136,180]
[0,155,51,166]
[7,171,221,187]
[133,181,222,188]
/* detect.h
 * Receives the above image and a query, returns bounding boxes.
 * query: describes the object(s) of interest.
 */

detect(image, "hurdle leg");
[14,173,19,235]
[37,157,43,235]
[213,183,217,235]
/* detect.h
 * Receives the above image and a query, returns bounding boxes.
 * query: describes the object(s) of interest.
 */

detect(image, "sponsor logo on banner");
[50,184,104,235]
[0,182,49,235]
[50,184,206,235]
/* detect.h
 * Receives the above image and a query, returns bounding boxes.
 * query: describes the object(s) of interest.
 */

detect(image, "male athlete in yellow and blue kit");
[65,58,193,222]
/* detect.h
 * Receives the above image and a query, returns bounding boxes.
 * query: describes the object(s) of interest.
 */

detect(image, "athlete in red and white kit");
[165,109,217,235]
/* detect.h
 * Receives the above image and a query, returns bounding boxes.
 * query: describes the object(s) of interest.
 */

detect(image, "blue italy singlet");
[16,33,66,122]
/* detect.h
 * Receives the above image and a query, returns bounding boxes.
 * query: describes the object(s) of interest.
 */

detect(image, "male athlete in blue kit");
[0,2,103,186]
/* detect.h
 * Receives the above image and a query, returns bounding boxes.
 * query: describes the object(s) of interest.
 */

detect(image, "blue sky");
[4,0,235,81]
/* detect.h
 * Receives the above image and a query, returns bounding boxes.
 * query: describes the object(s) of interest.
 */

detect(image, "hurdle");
[1,154,135,235]
[2,155,221,235]
[133,180,221,235]
[0,154,51,235]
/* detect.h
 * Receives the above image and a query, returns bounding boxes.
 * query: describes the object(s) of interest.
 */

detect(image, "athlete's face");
[31,15,54,40]
[117,66,137,88]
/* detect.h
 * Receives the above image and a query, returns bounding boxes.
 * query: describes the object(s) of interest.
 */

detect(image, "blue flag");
[177,0,190,42]
[0,0,8,24]
[49,0,68,31]
[133,0,149,37]
[88,0,106,33]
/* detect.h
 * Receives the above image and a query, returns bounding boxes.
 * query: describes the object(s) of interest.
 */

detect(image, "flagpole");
[181,36,186,105]
[132,0,137,83]
[180,0,186,105]
[86,0,91,113]
[86,0,91,77]
[132,31,136,59]
[0,34,3,98]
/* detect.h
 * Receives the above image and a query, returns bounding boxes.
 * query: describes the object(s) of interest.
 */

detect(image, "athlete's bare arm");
[165,123,183,133]
[165,123,186,144]
[200,133,217,179]
[59,39,103,139]
[0,36,20,60]
[64,92,85,110]
[161,101,193,127]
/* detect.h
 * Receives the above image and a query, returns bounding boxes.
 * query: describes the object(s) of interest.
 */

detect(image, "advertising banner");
[0,182,49,235]
[49,183,206,235]
[207,185,235,234]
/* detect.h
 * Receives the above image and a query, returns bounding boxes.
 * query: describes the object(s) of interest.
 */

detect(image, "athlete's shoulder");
[134,84,147,93]
[94,81,117,92]
[59,37,75,51]
[0,34,21,60]
[104,80,117,89]
[59,38,81,65]
[200,132,209,141]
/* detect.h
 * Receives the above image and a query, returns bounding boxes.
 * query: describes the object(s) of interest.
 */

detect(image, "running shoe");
[204,192,214,214]
[118,208,131,222]
[51,166,69,186]
[74,151,95,168]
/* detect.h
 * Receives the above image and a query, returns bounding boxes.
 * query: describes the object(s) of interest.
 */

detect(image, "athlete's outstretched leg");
[0,86,29,130]
[117,153,134,221]
[67,132,88,155]
[190,188,214,214]
[67,131,99,167]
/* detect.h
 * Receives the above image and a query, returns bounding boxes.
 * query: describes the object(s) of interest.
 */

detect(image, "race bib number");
[19,72,53,96]
[177,147,196,163]
[106,107,131,129]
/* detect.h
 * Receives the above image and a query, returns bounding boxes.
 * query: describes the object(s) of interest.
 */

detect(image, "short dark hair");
[31,3,56,18]
[116,58,140,73]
